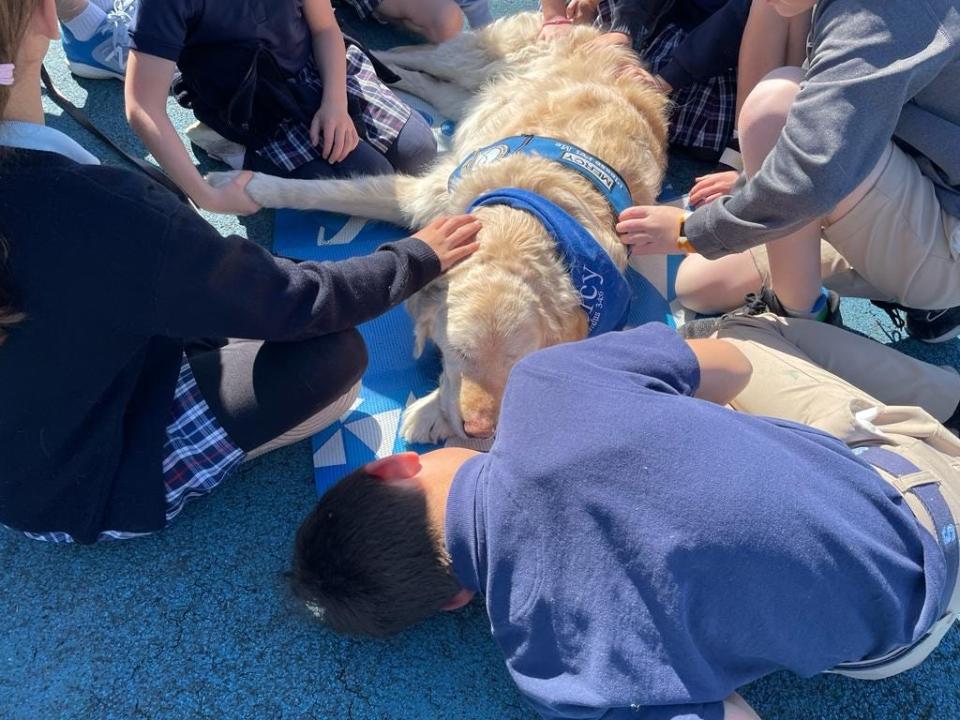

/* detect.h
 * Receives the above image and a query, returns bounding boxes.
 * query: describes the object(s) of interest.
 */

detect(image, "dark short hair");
[290,468,462,637]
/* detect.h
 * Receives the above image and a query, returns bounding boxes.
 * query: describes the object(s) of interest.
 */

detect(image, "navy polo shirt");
[132,0,311,75]
[445,323,946,720]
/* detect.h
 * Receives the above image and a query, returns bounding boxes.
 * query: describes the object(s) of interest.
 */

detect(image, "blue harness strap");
[834,445,960,671]
[449,135,635,216]
[468,188,631,337]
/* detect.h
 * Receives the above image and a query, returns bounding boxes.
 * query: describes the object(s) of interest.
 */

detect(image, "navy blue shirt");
[132,0,310,73]
[445,324,946,720]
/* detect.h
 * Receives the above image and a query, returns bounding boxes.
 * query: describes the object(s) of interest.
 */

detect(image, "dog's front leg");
[205,172,415,225]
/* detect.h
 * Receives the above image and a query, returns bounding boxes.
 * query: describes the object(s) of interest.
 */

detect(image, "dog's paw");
[401,390,453,444]
[205,170,241,189]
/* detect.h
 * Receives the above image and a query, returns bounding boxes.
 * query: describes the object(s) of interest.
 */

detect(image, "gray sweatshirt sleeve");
[685,0,958,259]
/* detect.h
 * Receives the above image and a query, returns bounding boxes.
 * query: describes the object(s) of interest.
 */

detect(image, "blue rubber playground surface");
[3,2,960,718]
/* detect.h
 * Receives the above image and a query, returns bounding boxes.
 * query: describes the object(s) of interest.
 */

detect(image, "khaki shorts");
[716,312,960,679]
[750,142,960,309]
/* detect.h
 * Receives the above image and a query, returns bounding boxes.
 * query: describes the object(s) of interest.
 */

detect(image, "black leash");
[40,64,194,206]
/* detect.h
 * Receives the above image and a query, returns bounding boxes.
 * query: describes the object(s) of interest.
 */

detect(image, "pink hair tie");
[0,64,14,86]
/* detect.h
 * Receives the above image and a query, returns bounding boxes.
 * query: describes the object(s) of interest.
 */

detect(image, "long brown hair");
[0,0,41,344]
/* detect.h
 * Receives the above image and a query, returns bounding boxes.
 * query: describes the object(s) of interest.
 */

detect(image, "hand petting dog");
[616,204,687,256]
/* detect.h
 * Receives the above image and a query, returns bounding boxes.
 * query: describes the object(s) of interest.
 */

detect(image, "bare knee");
[738,66,804,168]
[383,0,464,42]
[675,253,763,314]
[421,3,464,42]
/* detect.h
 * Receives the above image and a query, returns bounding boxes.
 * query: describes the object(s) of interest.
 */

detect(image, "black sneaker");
[680,287,842,338]
[872,301,960,343]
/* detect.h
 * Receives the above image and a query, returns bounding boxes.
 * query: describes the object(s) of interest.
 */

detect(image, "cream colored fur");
[210,13,669,442]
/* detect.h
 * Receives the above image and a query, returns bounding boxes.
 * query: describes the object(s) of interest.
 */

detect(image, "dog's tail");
[239,172,415,225]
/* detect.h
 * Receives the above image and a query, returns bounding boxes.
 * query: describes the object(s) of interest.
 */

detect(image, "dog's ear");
[407,283,444,358]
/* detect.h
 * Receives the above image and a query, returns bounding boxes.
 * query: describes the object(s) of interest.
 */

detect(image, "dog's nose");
[462,419,495,439]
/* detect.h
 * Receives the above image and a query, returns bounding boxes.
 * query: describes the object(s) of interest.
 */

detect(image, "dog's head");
[408,207,589,440]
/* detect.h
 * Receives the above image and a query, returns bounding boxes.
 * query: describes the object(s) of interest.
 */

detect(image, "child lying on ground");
[291,314,960,720]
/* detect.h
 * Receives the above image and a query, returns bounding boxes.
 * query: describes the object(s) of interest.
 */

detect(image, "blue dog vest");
[449,135,634,216]
[469,188,631,336]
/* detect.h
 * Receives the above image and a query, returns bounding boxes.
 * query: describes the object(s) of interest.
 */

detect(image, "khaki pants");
[716,313,960,678]
[749,142,960,308]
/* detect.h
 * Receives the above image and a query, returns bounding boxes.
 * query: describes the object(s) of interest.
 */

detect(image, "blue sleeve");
[659,0,750,90]
[516,323,701,398]
[130,0,197,61]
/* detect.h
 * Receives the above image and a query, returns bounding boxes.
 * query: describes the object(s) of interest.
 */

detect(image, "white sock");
[64,2,106,41]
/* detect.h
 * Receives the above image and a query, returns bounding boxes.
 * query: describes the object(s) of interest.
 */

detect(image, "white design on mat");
[345,407,403,458]
[317,216,369,246]
[313,429,347,468]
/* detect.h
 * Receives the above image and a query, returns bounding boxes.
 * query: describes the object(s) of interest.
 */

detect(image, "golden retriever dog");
[216,12,668,443]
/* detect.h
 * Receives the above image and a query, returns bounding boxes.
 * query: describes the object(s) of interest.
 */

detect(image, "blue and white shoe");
[61,0,138,81]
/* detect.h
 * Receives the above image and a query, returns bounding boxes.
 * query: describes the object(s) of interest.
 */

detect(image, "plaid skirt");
[256,47,412,172]
[594,1,737,159]
[645,23,737,158]
[19,358,245,544]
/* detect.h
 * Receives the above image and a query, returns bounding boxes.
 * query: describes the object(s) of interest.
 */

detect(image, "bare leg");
[676,66,889,314]
[735,1,811,119]
[675,251,763,314]
[738,68,820,312]
[738,67,887,314]
[376,0,464,43]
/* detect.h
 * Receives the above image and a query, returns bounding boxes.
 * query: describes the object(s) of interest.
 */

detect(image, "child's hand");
[566,0,599,23]
[689,171,740,207]
[413,215,482,272]
[200,171,261,216]
[310,101,360,163]
[616,205,686,256]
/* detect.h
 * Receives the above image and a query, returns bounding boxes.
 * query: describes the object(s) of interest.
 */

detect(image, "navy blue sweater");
[446,324,943,719]
[0,150,439,543]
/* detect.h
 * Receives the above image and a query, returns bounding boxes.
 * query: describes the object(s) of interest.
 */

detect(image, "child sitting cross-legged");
[125,0,438,214]
[0,0,481,543]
